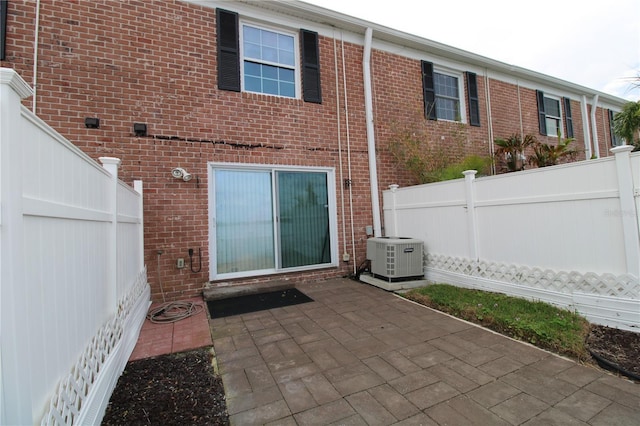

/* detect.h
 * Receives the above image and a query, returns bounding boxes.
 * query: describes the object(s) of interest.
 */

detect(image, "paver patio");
[209,278,640,425]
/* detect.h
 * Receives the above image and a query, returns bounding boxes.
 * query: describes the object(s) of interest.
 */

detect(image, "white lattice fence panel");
[426,254,639,299]
[40,268,148,426]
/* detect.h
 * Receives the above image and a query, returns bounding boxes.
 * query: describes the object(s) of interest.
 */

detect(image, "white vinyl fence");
[1,68,149,425]
[383,146,640,331]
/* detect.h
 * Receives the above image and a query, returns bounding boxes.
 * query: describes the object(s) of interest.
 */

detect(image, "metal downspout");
[32,0,41,113]
[581,95,592,159]
[363,27,382,237]
[590,94,600,158]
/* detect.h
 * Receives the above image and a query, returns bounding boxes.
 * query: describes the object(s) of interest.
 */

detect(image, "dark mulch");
[586,324,640,381]
[102,347,229,426]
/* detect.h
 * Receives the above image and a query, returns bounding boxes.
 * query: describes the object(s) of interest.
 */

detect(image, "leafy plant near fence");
[404,284,591,360]
[613,100,640,151]
[388,117,491,183]
[493,133,535,172]
[494,132,581,172]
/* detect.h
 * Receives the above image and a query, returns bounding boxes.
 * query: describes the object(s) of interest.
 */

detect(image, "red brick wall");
[1,0,615,300]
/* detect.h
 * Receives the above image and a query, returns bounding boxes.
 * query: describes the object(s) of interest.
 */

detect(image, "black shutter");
[608,109,618,146]
[300,29,321,103]
[563,97,573,138]
[466,72,480,127]
[536,90,547,135]
[422,61,436,120]
[216,9,240,92]
[1,0,8,61]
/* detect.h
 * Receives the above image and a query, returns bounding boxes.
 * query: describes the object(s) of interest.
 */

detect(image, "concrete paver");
[209,278,640,425]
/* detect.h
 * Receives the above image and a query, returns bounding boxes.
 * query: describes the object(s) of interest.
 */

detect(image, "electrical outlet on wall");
[176,258,185,269]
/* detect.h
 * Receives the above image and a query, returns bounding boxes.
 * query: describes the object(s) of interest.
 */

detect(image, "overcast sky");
[302,0,640,101]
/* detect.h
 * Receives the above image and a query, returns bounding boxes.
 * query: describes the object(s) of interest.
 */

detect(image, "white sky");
[301,0,640,101]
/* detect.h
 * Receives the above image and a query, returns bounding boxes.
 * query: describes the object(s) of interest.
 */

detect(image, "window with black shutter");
[300,30,321,103]
[536,90,547,135]
[466,72,480,127]
[216,9,240,92]
[563,97,573,138]
[609,109,622,146]
[421,61,436,120]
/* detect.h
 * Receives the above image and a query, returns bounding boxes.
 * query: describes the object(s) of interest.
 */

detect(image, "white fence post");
[388,184,399,237]
[463,170,479,262]
[99,157,121,307]
[0,68,35,426]
[611,145,640,278]
[134,180,144,274]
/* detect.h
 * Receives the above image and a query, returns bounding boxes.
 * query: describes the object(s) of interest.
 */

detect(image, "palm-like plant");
[528,133,579,167]
[493,134,536,172]
[613,101,640,151]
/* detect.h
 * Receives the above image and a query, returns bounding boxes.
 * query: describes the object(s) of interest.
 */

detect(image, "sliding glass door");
[211,165,336,279]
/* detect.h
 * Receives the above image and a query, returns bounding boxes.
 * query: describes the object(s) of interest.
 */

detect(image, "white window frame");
[208,162,338,280]
[543,94,564,138]
[434,67,467,123]
[239,21,301,99]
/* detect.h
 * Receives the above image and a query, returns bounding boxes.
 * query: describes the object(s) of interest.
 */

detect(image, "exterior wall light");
[171,167,193,182]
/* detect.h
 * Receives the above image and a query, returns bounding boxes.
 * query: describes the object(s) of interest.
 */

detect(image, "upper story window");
[216,9,322,103]
[421,61,477,125]
[242,25,297,98]
[434,72,460,121]
[536,90,572,138]
[543,96,562,137]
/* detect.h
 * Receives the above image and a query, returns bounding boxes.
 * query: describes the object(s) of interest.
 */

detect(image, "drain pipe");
[32,0,41,113]
[581,95,592,159]
[590,94,600,158]
[363,27,382,237]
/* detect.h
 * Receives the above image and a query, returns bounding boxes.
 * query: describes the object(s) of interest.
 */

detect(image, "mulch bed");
[586,324,640,381]
[102,347,229,425]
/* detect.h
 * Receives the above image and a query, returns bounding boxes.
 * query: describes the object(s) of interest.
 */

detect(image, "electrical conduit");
[363,27,382,237]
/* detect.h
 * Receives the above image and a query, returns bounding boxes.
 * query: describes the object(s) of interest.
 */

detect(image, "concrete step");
[203,280,296,301]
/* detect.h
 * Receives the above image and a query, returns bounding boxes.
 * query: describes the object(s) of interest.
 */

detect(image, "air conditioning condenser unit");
[366,237,423,282]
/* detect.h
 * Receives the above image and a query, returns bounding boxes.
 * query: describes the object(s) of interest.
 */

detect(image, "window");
[242,25,296,97]
[609,109,623,146]
[421,61,467,122]
[536,90,566,137]
[209,164,337,279]
[216,9,321,102]
[434,72,460,121]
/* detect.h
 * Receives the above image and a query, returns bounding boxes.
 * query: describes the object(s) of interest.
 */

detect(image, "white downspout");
[363,27,382,237]
[590,94,600,158]
[581,95,592,159]
[32,0,41,113]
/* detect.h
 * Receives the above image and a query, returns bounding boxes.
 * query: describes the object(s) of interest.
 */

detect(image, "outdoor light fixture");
[133,123,147,136]
[171,167,193,182]
[84,117,100,128]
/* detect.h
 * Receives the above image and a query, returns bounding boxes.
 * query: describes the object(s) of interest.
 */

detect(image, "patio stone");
[131,281,640,426]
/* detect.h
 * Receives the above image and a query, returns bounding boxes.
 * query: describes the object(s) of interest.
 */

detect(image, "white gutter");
[590,94,600,158]
[363,27,382,237]
[581,95,592,159]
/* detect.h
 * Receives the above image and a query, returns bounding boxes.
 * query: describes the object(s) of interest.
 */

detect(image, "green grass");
[404,284,591,360]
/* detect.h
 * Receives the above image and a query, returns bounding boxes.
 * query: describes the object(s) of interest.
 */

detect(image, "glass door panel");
[277,171,330,268]
[215,170,274,274]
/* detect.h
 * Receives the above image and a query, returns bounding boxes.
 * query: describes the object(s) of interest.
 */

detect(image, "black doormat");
[207,288,314,319]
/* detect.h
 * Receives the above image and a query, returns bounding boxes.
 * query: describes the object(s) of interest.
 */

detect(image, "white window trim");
[434,67,467,123]
[239,20,301,99]
[543,93,564,138]
[208,162,338,281]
